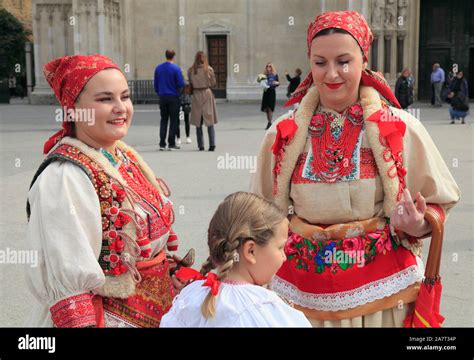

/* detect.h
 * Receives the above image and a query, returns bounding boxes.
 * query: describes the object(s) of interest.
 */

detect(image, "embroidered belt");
[95,250,175,327]
[284,216,393,274]
[272,215,422,319]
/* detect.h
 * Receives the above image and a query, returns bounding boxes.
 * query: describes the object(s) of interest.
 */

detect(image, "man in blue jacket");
[154,49,185,150]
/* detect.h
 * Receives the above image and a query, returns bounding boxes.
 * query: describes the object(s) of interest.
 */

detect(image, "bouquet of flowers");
[257,73,270,90]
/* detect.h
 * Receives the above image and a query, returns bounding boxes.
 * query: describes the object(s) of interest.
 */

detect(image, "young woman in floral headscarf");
[250,11,460,327]
[26,55,189,327]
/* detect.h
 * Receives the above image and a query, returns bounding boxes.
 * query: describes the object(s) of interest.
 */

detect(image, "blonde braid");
[200,192,286,320]
[216,237,240,280]
[201,238,239,320]
[199,256,214,276]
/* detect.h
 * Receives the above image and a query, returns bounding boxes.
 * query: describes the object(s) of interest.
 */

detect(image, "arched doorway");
[419,0,474,99]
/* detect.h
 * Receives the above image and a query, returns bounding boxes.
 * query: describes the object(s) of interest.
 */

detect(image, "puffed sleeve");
[394,107,461,218]
[26,161,105,327]
[249,113,287,201]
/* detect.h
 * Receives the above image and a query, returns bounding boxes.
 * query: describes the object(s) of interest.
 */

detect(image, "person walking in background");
[449,70,469,99]
[8,74,16,98]
[395,68,414,109]
[285,68,302,109]
[154,49,185,151]
[261,63,280,130]
[188,51,218,152]
[177,81,192,145]
[431,63,445,107]
[448,70,469,124]
[448,91,469,124]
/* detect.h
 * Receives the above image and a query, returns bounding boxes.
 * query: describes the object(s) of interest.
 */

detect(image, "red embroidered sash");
[273,216,421,312]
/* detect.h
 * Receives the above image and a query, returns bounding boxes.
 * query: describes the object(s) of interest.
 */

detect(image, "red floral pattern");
[291,148,378,184]
[50,293,96,328]
[102,258,175,327]
[360,148,379,179]
[117,150,177,253]
[306,11,372,60]
[285,224,396,274]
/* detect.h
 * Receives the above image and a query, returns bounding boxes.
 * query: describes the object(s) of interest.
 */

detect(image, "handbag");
[184,82,193,95]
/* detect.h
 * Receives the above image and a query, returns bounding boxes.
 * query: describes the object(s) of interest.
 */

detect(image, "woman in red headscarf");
[250,11,460,327]
[25,55,190,327]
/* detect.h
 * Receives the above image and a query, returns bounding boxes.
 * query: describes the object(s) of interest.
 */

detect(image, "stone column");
[370,0,384,72]
[178,0,186,69]
[246,0,254,85]
[121,0,135,79]
[72,0,80,53]
[384,33,391,77]
[97,0,105,54]
[390,31,397,80]
[361,0,369,20]
[31,2,64,104]
[25,42,33,101]
[63,3,73,55]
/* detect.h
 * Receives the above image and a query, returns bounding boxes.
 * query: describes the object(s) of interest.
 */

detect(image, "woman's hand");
[273,81,280,86]
[171,274,188,294]
[169,254,191,294]
[390,189,431,238]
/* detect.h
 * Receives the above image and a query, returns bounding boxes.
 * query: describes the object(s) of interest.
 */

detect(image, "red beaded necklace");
[309,103,364,182]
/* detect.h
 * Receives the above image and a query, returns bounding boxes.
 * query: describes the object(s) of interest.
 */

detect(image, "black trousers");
[159,95,180,147]
[176,110,191,139]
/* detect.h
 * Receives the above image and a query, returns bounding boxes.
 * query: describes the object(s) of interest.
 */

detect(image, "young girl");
[160,192,311,327]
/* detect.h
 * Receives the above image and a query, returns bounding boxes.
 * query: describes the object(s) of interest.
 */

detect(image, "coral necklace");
[309,103,364,182]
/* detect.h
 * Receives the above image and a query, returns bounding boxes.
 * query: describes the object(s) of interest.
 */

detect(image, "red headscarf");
[43,54,122,154]
[285,10,401,109]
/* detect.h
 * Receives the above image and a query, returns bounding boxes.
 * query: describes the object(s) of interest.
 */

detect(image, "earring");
[233,252,240,263]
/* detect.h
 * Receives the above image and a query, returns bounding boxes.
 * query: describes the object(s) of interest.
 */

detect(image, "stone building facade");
[1,0,33,34]
[29,0,421,103]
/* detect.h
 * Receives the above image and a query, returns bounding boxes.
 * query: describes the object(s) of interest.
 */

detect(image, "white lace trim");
[104,310,137,328]
[271,264,423,312]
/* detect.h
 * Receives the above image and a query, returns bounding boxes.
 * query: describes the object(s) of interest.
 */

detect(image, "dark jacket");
[395,75,414,109]
[286,74,301,97]
[449,77,469,99]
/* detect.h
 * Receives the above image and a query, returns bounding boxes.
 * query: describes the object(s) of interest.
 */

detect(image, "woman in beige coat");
[188,51,218,151]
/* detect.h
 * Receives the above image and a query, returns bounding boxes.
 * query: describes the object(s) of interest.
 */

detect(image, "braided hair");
[200,192,286,319]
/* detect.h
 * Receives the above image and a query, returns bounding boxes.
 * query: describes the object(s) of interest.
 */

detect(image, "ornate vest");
[27,137,177,299]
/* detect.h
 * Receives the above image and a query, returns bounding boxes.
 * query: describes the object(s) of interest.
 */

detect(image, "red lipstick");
[325,82,344,90]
